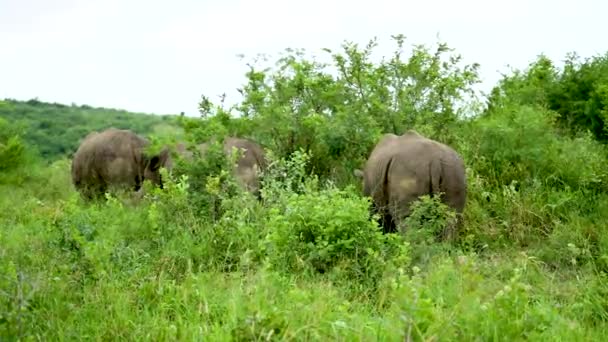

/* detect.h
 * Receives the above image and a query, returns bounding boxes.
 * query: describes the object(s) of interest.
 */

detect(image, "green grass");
[1,156,607,341]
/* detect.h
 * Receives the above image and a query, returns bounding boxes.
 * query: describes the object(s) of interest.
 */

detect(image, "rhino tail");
[430,157,442,199]
[367,156,393,214]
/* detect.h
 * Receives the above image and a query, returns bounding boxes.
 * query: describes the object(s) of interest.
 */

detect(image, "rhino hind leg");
[388,190,417,235]
[78,182,107,201]
[367,196,396,234]
[440,211,463,242]
[438,191,466,242]
[134,174,144,191]
[380,209,398,234]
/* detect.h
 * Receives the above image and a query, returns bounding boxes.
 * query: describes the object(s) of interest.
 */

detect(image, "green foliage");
[467,104,608,192]
[403,194,458,239]
[169,139,242,220]
[259,148,313,201]
[550,53,608,141]
[264,184,410,288]
[385,252,608,340]
[227,36,481,181]
[455,102,608,272]
[403,195,456,249]
[487,52,608,143]
[0,98,181,161]
[0,117,39,185]
[0,118,27,172]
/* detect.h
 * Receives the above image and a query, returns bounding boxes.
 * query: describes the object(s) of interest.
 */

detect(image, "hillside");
[0,98,182,161]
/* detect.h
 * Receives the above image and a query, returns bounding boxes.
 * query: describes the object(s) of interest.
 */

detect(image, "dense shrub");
[0,119,26,171]
[0,117,39,185]
[466,104,608,192]
[486,52,608,143]
[264,185,410,286]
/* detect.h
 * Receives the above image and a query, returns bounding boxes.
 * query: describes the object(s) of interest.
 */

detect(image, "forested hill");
[0,98,181,161]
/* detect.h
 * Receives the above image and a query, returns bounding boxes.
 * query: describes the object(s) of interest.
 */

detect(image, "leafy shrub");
[0,117,34,184]
[466,104,608,192]
[264,184,410,291]
[487,52,608,143]
[402,194,458,240]
[259,148,313,204]
[221,36,481,182]
[168,139,243,220]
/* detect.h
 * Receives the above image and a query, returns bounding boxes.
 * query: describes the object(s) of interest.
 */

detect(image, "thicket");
[487,52,608,143]
[1,35,608,340]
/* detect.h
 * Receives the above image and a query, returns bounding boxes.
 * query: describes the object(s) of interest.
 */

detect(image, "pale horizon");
[1,0,607,117]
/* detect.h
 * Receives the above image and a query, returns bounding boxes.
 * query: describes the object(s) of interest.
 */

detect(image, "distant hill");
[0,98,183,161]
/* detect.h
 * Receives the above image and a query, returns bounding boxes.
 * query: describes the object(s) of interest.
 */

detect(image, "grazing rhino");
[71,128,171,200]
[174,137,267,198]
[354,130,467,240]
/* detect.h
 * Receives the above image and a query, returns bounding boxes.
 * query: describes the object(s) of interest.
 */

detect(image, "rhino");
[354,130,467,240]
[71,128,171,200]
[173,137,267,198]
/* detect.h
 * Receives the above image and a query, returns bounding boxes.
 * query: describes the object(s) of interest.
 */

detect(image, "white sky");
[1,0,606,116]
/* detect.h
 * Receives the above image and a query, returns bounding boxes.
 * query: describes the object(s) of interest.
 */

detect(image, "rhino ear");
[149,148,170,171]
[353,169,364,178]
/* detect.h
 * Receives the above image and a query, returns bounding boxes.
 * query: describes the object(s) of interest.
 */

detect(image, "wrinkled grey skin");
[174,137,267,198]
[71,128,171,200]
[354,130,467,240]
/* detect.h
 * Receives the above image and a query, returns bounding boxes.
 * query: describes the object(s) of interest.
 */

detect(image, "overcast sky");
[1,0,606,116]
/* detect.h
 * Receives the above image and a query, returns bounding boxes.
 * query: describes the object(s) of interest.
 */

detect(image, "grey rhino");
[71,128,171,200]
[354,130,467,240]
[174,137,267,198]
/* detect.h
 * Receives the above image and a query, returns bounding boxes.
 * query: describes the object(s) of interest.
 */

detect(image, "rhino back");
[394,134,467,213]
[224,137,266,168]
[386,136,442,206]
[72,129,148,188]
[223,137,266,191]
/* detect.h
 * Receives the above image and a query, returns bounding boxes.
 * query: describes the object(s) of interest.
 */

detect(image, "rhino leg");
[441,210,464,242]
[387,163,420,235]
[134,174,143,191]
[388,197,414,234]
[439,192,466,242]
[441,219,456,241]
[371,201,397,234]
[80,182,107,201]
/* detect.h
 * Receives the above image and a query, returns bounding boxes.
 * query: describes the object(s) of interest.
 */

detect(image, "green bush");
[486,52,608,143]
[167,139,243,220]
[227,35,481,182]
[466,104,608,192]
[0,117,34,184]
[264,184,410,289]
